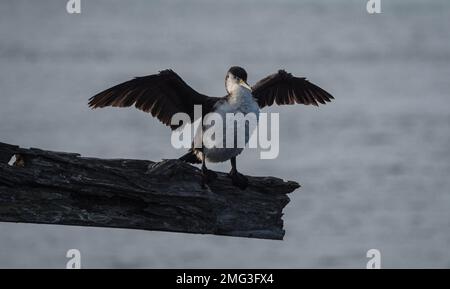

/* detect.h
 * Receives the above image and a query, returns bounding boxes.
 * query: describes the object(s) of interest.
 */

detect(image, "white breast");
[202,87,260,163]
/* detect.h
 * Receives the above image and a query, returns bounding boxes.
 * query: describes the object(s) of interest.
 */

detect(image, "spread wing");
[252,70,334,108]
[88,69,218,129]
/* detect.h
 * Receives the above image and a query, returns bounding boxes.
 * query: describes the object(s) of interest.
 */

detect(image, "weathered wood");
[0,142,299,240]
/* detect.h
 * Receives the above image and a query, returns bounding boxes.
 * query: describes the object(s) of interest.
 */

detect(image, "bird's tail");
[179,149,201,164]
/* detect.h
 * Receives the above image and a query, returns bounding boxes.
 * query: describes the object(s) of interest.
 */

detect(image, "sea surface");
[0,0,449,268]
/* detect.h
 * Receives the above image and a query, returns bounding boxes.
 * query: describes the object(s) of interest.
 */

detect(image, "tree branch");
[0,142,299,240]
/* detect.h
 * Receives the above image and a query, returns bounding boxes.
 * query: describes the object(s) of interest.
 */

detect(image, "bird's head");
[225,66,251,94]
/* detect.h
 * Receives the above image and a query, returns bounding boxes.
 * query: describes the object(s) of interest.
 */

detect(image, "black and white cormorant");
[88,67,334,189]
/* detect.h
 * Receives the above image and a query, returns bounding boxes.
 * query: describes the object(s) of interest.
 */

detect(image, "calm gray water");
[1,0,449,268]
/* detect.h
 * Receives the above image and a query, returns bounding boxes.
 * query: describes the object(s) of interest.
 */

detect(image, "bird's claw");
[229,170,248,190]
[202,169,217,187]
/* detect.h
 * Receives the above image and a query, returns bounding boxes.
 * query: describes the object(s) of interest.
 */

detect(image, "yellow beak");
[239,79,252,91]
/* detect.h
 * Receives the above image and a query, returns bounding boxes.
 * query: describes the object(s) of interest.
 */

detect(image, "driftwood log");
[0,142,299,240]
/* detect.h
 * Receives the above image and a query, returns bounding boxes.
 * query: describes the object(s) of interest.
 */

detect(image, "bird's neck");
[228,87,252,107]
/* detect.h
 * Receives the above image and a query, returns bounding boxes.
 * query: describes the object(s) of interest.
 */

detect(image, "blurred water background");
[0,0,449,268]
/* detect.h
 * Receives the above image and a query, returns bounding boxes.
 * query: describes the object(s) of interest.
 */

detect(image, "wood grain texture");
[0,142,299,240]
